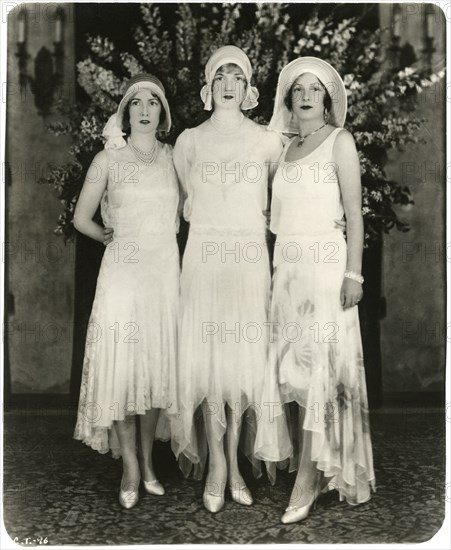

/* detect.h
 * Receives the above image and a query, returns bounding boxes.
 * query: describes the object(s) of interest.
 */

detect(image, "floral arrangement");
[40,3,443,245]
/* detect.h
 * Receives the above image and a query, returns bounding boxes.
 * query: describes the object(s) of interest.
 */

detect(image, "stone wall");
[5,4,75,395]
[379,4,446,396]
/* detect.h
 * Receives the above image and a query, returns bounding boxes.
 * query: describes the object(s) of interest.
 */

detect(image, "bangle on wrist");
[344,270,364,284]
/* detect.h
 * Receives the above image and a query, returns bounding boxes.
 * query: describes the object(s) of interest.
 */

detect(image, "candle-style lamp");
[423,8,436,71]
[55,8,63,43]
[393,6,402,40]
[18,9,26,43]
[53,7,65,86]
[390,5,402,69]
[16,9,29,92]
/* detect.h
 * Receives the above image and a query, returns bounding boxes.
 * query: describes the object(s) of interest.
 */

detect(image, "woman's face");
[212,63,247,110]
[128,89,162,135]
[290,73,326,122]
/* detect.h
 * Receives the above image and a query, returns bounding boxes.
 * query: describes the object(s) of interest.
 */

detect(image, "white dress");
[171,119,283,478]
[255,128,376,504]
[74,142,180,456]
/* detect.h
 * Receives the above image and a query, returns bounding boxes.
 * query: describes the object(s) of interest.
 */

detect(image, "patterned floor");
[3,408,446,545]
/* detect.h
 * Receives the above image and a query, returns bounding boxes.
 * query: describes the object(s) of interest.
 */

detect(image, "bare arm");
[73,150,112,244]
[266,131,284,233]
[172,131,189,196]
[333,130,364,308]
[173,131,192,222]
[266,131,284,188]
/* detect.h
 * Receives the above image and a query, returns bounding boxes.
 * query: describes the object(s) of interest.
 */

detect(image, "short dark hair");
[121,94,166,134]
[284,79,332,113]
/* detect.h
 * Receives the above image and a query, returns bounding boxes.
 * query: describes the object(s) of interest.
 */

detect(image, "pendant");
[298,137,305,147]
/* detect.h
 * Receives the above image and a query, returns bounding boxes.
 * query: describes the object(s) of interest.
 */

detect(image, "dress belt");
[189,224,266,237]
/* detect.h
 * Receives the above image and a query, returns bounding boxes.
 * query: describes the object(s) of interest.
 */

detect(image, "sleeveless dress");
[171,121,283,479]
[74,142,180,456]
[255,128,376,504]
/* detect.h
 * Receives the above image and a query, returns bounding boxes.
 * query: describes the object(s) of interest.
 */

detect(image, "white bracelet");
[344,271,364,284]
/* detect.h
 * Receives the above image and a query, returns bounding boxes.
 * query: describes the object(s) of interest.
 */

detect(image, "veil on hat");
[269,57,347,134]
[102,73,172,150]
[200,45,259,111]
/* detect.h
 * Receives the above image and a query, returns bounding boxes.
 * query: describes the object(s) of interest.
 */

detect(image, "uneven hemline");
[74,405,172,457]
[77,400,173,425]
[74,432,171,457]
[262,397,376,503]
[170,397,264,480]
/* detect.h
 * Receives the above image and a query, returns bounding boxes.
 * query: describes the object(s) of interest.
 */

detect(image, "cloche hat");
[102,73,171,150]
[200,45,259,111]
[269,57,347,133]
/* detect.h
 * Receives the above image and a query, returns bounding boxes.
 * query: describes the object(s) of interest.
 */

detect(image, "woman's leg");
[288,428,319,507]
[202,400,227,508]
[280,428,322,522]
[138,408,161,481]
[114,418,140,493]
[224,405,253,505]
[224,405,244,487]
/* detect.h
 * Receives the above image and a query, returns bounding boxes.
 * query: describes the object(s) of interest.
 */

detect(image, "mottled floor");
[3,408,446,546]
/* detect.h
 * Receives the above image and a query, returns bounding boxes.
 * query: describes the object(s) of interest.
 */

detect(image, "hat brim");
[117,81,172,133]
[270,57,347,132]
[201,46,258,111]
[207,56,251,84]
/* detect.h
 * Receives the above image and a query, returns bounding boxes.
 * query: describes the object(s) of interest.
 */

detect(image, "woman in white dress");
[171,46,284,513]
[255,57,375,523]
[73,74,180,509]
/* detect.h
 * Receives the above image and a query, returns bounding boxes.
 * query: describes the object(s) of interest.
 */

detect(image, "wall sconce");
[16,7,65,117]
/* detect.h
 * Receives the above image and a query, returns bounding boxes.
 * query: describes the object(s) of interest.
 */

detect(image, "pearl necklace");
[297,123,327,147]
[129,138,159,165]
[210,112,245,135]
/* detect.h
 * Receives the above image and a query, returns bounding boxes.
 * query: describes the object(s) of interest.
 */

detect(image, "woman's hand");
[334,218,346,233]
[340,277,363,309]
[103,227,114,246]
